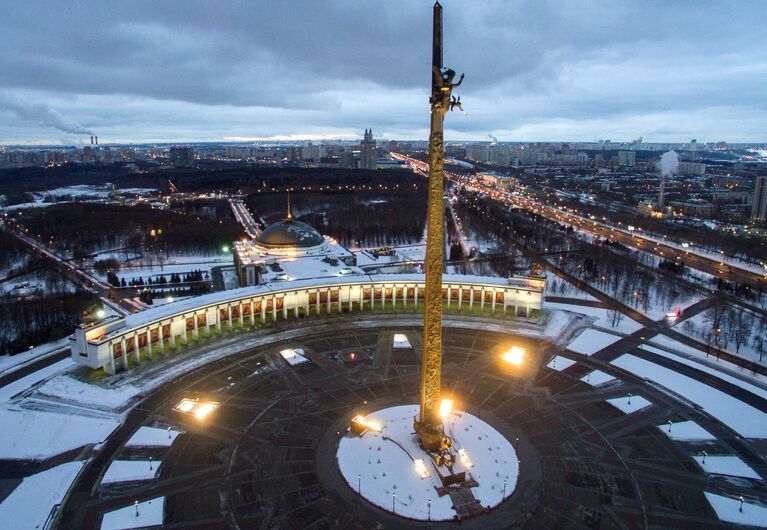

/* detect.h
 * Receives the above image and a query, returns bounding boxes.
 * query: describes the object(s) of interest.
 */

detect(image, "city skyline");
[1,0,766,144]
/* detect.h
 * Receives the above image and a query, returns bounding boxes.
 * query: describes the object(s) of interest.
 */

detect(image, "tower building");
[359,128,377,170]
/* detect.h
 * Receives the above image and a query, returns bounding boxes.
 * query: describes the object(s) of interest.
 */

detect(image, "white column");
[145,328,153,360]
[381,285,386,310]
[239,302,244,327]
[458,287,463,311]
[171,320,178,348]
[132,333,140,364]
[315,289,320,314]
[348,286,353,312]
[503,290,508,314]
[120,338,128,370]
[158,325,165,354]
[305,291,310,316]
[107,346,116,374]
[392,286,397,311]
[480,289,485,312]
[193,312,199,340]
[469,289,474,310]
[272,295,277,320]
[491,290,497,314]
[283,296,288,319]
[216,306,222,333]
[250,300,255,326]
[447,286,452,313]
[414,285,419,308]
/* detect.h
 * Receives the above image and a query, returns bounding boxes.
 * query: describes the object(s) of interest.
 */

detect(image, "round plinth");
[336,404,519,521]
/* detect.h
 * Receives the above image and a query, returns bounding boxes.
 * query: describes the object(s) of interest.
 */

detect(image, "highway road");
[392,152,767,288]
[229,198,261,239]
[1,222,138,316]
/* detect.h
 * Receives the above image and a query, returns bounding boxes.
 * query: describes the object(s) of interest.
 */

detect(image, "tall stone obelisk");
[415,1,463,452]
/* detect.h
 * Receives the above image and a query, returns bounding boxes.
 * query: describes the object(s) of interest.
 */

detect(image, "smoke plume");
[659,150,679,176]
[0,95,93,135]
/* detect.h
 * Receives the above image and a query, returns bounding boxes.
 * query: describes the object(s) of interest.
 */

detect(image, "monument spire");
[415,0,464,452]
[286,189,292,220]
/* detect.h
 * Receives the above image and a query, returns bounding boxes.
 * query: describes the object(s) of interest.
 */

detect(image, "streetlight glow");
[501,346,526,366]
[439,398,454,419]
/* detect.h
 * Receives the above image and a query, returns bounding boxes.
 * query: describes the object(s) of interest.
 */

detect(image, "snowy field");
[704,492,767,527]
[102,460,160,484]
[606,395,652,414]
[612,354,767,438]
[545,302,643,334]
[101,497,165,530]
[693,455,761,480]
[0,461,84,530]
[337,404,518,521]
[0,358,76,404]
[581,370,616,387]
[0,409,120,459]
[0,337,70,376]
[36,374,143,410]
[126,426,182,447]
[641,345,767,400]
[657,420,715,442]
[566,329,622,356]
[545,355,576,371]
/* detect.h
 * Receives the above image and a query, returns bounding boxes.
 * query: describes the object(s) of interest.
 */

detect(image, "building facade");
[72,274,546,374]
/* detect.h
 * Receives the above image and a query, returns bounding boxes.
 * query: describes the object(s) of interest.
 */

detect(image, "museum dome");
[255,219,325,249]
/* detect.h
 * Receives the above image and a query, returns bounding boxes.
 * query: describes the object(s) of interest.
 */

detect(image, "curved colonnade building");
[72,216,545,374]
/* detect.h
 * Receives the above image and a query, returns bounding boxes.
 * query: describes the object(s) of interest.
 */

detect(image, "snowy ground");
[101,496,165,530]
[641,345,767,400]
[0,461,84,530]
[0,337,70,376]
[545,356,576,371]
[280,348,309,366]
[337,404,518,521]
[606,395,652,414]
[0,409,120,460]
[612,354,767,438]
[545,302,642,334]
[0,358,76,404]
[581,370,616,387]
[126,426,182,447]
[566,329,622,356]
[692,456,762,480]
[704,492,767,527]
[393,333,412,349]
[657,420,715,442]
[102,460,160,484]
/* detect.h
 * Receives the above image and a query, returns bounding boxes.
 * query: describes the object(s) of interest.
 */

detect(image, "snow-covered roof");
[92,273,543,343]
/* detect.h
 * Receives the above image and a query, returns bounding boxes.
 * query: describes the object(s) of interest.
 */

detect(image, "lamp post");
[502,478,507,499]
[739,496,744,513]
[134,500,139,517]
[392,492,396,514]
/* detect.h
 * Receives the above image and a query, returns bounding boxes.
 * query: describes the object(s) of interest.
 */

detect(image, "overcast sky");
[1,0,765,145]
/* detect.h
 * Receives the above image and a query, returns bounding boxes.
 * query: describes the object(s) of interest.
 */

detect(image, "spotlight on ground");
[351,415,382,435]
[414,458,430,478]
[501,346,526,366]
[174,398,219,420]
[439,398,454,419]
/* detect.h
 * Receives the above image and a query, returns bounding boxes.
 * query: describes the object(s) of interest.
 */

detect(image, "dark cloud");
[0,0,765,142]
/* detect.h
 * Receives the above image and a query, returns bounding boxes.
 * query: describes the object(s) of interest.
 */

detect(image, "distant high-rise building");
[170,146,194,168]
[388,140,398,153]
[752,176,767,224]
[690,139,698,151]
[359,129,377,170]
[82,146,93,162]
[618,150,635,168]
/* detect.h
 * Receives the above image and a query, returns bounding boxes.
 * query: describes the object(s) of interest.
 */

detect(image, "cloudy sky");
[1,0,765,144]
